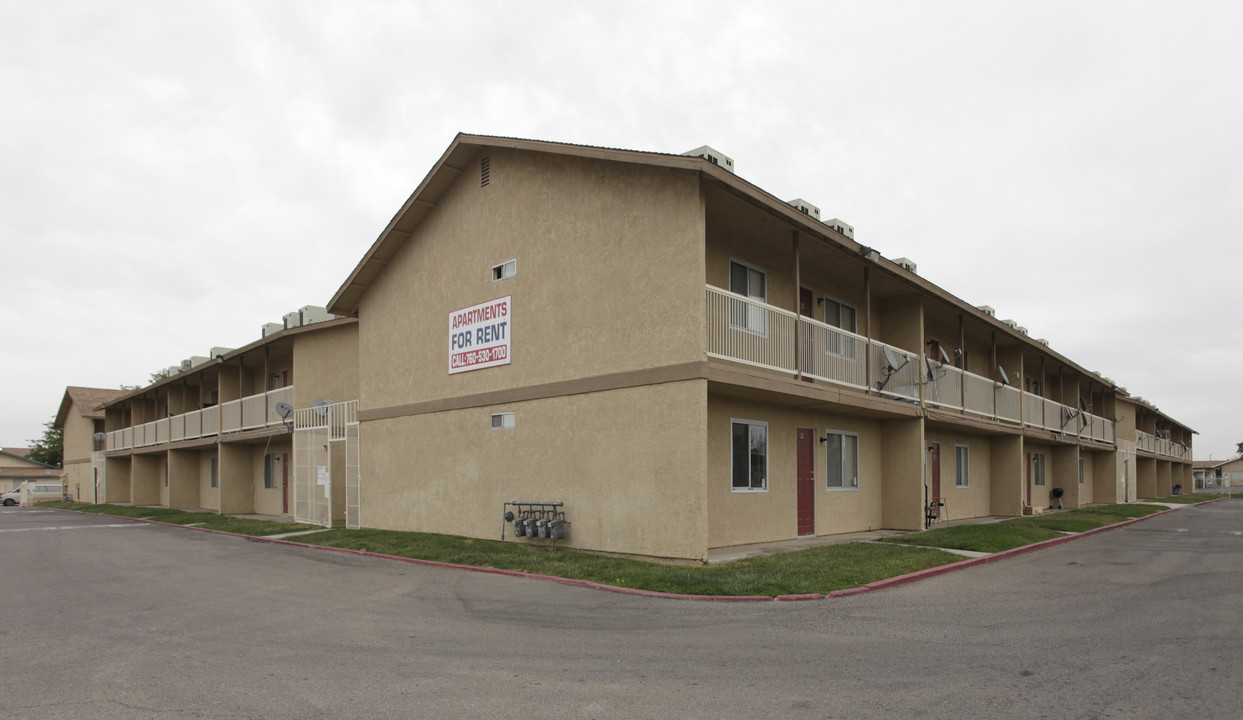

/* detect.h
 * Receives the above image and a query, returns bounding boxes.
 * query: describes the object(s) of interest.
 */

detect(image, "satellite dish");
[882,345,901,372]
[938,346,952,365]
[274,402,294,420]
[311,399,332,418]
[998,366,1011,386]
[93,432,106,441]
[924,359,936,383]
[1079,398,1088,413]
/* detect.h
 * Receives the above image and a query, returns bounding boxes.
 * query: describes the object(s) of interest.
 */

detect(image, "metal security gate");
[345,421,361,529]
[292,400,359,528]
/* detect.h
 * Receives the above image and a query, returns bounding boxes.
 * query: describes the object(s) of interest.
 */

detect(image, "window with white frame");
[822,296,858,359]
[825,430,859,490]
[491,412,515,430]
[1079,458,1086,485]
[1031,453,1046,486]
[729,260,767,335]
[492,259,516,282]
[955,445,969,488]
[730,419,768,491]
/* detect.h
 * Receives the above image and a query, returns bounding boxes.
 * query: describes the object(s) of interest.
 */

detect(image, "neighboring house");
[0,447,63,494]
[1194,457,1243,489]
[316,133,1195,561]
[99,312,357,520]
[55,386,129,502]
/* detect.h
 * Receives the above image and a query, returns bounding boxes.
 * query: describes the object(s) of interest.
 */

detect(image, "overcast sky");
[3,1,1240,459]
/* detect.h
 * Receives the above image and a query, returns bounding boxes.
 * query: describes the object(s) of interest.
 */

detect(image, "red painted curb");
[49,498,1226,603]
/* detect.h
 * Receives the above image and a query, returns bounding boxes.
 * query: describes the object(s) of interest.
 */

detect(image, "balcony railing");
[1136,430,1190,460]
[705,285,1117,443]
[105,386,295,452]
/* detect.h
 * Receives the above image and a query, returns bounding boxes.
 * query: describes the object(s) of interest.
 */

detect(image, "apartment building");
[98,314,358,519]
[55,386,128,502]
[318,134,1195,562]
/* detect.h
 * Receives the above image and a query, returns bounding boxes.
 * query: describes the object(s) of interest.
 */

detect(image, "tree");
[119,368,173,393]
[1237,441,1243,458]
[26,418,63,468]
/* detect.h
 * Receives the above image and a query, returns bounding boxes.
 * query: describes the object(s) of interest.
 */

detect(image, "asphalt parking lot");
[2,501,1241,719]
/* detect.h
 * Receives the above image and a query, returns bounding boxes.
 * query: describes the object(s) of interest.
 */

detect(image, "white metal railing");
[184,409,203,439]
[1022,391,1043,427]
[996,385,1021,422]
[869,339,919,400]
[266,387,293,425]
[798,316,868,389]
[706,286,797,375]
[1043,398,1062,432]
[962,370,996,417]
[155,418,170,444]
[170,414,185,442]
[294,399,359,441]
[1137,430,1190,460]
[221,398,243,433]
[925,362,964,410]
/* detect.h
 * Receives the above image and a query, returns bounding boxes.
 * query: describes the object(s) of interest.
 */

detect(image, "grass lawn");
[44,502,960,597]
[881,523,1061,553]
[45,502,323,537]
[1149,493,1222,504]
[298,528,961,596]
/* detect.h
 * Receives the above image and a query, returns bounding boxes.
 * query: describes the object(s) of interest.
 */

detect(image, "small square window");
[491,412,515,430]
[492,259,516,282]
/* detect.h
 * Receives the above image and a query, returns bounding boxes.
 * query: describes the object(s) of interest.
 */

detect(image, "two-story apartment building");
[55,386,128,502]
[320,134,1195,562]
[98,315,358,520]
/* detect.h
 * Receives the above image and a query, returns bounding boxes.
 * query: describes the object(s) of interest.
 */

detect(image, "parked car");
[1,484,64,506]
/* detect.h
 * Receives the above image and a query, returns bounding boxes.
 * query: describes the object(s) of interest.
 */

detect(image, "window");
[1079,458,1086,486]
[729,260,767,334]
[163,463,169,488]
[264,454,278,489]
[955,445,969,488]
[492,259,516,281]
[825,430,859,490]
[210,458,218,488]
[730,419,768,491]
[1031,453,1046,486]
[491,412,515,430]
[822,296,858,358]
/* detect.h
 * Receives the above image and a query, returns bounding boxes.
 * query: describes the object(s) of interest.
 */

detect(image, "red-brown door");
[797,428,815,535]
[799,288,814,382]
[928,443,941,519]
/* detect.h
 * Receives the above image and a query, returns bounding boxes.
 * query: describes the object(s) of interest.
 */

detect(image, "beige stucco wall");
[357,149,706,412]
[1024,440,1055,509]
[881,417,925,530]
[62,405,96,466]
[104,457,131,503]
[219,444,253,515]
[252,438,291,516]
[360,380,708,560]
[292,323,359,410]
[990,435,1023,515]
[925,430,993,521]
[1136,457,1158,499]
[707,394,885,548]
[199,453,220,511]
[1052,445,1079,509]
[131,454,160,506]
[168,449,198,509]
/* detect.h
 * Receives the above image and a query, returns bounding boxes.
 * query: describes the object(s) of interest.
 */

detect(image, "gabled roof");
[0,448,59,469]
[54,386,129,427]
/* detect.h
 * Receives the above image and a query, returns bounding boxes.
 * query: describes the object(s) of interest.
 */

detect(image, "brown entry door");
[797,428,815,536]
[928,443,941,519]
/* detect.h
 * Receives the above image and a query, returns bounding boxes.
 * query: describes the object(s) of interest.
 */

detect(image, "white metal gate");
[292,400,359,529]
[345,422,361,529]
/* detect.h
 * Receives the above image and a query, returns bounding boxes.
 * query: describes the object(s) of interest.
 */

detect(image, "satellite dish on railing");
[93,432,106,441]
[997,366,1011,386]
[274,402,294,420]
[311,399,332,418]
[882,345,901,372]
[937,346,952,365]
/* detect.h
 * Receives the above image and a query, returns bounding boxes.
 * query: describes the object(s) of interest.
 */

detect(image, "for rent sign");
[448,296,511,374]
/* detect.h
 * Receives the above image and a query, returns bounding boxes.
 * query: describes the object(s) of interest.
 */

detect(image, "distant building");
[0,447,62,493]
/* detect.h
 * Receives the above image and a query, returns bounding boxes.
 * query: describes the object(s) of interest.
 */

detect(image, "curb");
[50,496,1228,603]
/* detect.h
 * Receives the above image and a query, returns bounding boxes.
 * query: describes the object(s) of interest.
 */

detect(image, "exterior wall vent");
[976,305,996,317]
[824,218,855,240]
[480,156,490,187]
[893,257,918,274]
[681,145,735,173]
[787,198,821,220]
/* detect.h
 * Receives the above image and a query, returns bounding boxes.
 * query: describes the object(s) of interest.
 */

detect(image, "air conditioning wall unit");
[165,366,180,377]
[283,311,302,329]
[681,145,735,173]
[262,322,284,338]
[824,218,855,240]
[209,346,234,360]
[787,198,821,220]
[188,355,210,368]
[893,257,918,274]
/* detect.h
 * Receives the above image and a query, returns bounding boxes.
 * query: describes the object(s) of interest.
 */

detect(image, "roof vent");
[976,305,996,317]
[893,257,917,274]
[1036,338,1050,346]
[681,145,734,173]
[824,218,855,240]
[787,198,821,220]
